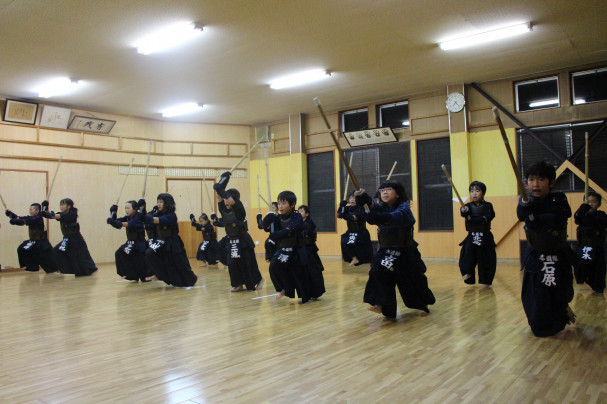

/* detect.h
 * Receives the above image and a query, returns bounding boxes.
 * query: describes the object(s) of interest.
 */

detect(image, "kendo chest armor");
[222,209,248,237]
[60,221,80,237]
[28,219,47,241]
[577,226,606,247]
[156,222,178,238]
[347,208,367,232]
[202,227,217,241]
[525,225,568,253]
[301,229,317,245]
[278,215,300,248]
[465,204,491,233]
[126,225,146,241]
[378,225,413,248]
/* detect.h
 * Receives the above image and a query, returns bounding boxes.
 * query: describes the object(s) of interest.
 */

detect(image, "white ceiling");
[1,0,606,126]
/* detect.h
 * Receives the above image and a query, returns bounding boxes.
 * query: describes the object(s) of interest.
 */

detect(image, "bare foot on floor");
[275,290,285,300]
[367,305,382,314]
[145,275,159,281]
[256,278,264,290]
[462,274,471,281]
[230,285,244,292]
[566,305,576,325]
[349,257,360,267]
[200,262,207,267]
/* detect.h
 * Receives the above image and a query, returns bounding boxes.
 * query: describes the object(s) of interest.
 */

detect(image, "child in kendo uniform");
[257,202,279,262]
[210,212,229,267]
[356,181,435,318]
[338,192,373,266]
[41,198,97,276]
[107,200,148,282]
[573,191,607,293]
[458,181,497,286]
[143,193,198,287]
[263,191,310,303]
[190,213,219,267]
[213,171,263,292]
[5,203,58,273]
[517,161,577,337]
[298,204,325,299]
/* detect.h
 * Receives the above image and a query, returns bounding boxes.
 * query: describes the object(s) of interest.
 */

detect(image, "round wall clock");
[446,92,465,113]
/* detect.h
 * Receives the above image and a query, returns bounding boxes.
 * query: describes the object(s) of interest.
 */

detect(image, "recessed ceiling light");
[438,22,531,51]
[36,77,80,98]
[269,69,331,89]
[161,102,203,117]
[135,22,204,55]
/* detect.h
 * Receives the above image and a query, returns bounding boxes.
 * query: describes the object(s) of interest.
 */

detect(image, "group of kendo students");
[4,161,606,337]
[336,160,607,337]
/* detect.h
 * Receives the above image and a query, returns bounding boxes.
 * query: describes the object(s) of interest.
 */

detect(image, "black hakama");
[145,211,197,287]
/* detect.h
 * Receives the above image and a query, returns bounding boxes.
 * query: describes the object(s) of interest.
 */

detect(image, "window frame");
[340,107,369,133]
[514,75,560,112]
[571,66,607,105]
[377,100,410,130]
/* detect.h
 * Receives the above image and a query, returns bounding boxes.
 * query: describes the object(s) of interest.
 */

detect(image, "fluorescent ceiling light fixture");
[36,77,80,98]
[269,69,330,89]
[135,22,204,55]
[529,99,559,108]
[574,98,586,104]
[161,102,203,117]
[402,120,410,126]
[438,22,531,51]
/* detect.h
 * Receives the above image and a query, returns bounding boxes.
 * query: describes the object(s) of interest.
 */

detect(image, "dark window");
[572,67,607,105]
[518,120,607,192]
[341,108,368,132]
[417,137,453,230]
[515,76,559,112]
[378,101,409,129]
[307,151,336,232]
[339,142,412,203]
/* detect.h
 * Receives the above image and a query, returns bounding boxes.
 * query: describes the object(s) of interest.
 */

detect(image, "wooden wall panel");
[193,143,228,155]
[0,124,37,142]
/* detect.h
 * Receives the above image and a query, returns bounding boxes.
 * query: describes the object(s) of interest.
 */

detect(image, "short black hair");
[30,203,41,212]
[277,190,297,207]
[200,213,209,221]
[126,200,139,211]
[298,205,310,214]
[156,193,176,212]
[525,161,556,182]
[469,181,486,195]
[378,180,409,204]
[588,191,602,206]
[271,202,278,209]
[227,188,240,200]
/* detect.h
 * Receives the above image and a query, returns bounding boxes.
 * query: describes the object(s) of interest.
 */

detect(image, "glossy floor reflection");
[0,256,606,403]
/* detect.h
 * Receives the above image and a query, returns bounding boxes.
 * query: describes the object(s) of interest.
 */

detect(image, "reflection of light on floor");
[252,293,279,300]
[163,372,205,403]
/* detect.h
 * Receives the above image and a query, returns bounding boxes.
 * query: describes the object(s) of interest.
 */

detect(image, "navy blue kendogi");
[6,203,58,273]
[358,181,435,318]
[517,161,576,337]
[42,198,97,276]
[143,193,197,287]
[190,213,219,266]
[458,184,497,285]
[338,196,373,266]
[213,172,263,291]
[107,200,148,282]
[573,192,607,293]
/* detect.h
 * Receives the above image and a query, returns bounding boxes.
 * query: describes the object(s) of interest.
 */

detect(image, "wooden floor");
[1,256,606,404]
